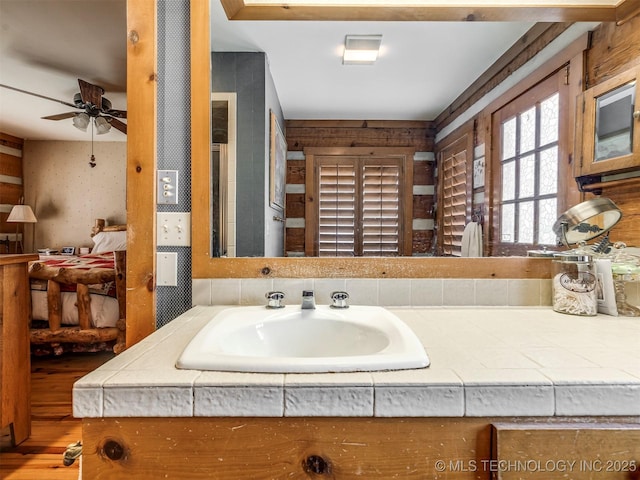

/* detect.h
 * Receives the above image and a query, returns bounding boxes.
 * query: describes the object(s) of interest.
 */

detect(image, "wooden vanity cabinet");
[82,417,640,479]
[0,254,37,446]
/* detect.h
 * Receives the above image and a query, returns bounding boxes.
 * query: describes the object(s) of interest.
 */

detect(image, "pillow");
[92,231,127,253]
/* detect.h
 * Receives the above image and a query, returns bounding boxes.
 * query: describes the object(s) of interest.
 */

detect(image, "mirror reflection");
[209,3,595,258]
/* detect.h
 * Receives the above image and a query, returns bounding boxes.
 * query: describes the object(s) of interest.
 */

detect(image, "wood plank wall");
[584,16,640,246]
[0,133,25,254]
[284,120,437,256]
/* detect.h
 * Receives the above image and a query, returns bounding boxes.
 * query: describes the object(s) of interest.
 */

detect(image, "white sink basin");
[176,305,429,373]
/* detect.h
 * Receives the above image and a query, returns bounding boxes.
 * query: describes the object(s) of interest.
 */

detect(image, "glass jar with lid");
[552,252,598,316]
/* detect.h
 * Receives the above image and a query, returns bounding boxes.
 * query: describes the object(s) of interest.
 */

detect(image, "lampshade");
[343,35,382,65]
[73,112,90,131]
[7,204,38,223]
[94,116,112,135]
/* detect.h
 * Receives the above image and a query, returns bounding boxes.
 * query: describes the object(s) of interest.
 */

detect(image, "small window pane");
[519,154,535,199]
[502,161,515,201]
[538,198,557,245]
[518,201,534,244]
[502,118,516,160]
[501,203,515,243]
[540,93,559,146]
[539,146,558,195]
[519,106,536,154]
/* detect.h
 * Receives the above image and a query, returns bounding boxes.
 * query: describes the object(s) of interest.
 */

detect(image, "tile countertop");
[73,306,640,419]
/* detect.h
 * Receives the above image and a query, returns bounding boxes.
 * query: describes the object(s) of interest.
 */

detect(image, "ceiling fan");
[0,78,127,135]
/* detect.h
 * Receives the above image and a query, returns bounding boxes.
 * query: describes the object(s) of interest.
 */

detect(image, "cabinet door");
[577,65,640,177]
[493,422,640,479]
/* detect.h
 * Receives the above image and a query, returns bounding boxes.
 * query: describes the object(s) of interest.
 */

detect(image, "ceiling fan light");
[94,116,111,135]
[72,112,90,131]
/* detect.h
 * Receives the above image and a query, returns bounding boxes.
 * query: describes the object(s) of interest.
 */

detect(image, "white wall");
[23,140,126,252]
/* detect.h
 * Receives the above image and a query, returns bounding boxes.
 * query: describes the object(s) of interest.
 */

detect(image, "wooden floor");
[0,351,114,480]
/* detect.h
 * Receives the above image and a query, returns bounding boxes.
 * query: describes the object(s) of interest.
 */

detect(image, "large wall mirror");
[191,1,629,278]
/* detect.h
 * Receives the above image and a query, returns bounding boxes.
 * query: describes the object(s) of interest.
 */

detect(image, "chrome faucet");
[301,290,316,309]
[265,291,285,309]
[330,291,349,309]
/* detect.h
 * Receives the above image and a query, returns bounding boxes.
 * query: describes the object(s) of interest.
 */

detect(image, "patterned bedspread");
[30,252,117,298]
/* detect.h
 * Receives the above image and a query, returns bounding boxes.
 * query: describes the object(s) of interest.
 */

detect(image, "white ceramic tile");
[240,279,274,305]
[474,279,509,306]
[555,385,640,415]
[194,371,284,415]
[73,387,103,418]
[375,386,463,417]
[192,279,212,305]
[465,385,554,416]
[520,348,599,368]
[471,348,542,369]
[210,279,241,304]
[285,386,373,416]
[194,386,284,416]
[453,367,553,386]
[410,279,443,306]
[443,280,475,306]
[284,373,373,416]
[373,368,463,416]
[379,279,412,306]
[345,279,379,306]
[508,279,543,306]
[540,367,640,385]
[313,279,347,305]
[103,386,193,417]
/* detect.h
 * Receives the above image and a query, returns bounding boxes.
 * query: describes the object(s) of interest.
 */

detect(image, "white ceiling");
[1,0,539,141]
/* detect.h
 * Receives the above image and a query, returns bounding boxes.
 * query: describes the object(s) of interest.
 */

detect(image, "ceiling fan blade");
[107,109,127,119]
[78,79,103,109]
[108,117,127,134]
[42,112,77,120]
[0,84,77,108]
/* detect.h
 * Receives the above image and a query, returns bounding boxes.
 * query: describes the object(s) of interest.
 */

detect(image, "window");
[305,148,413,257]
[491,71,568,255]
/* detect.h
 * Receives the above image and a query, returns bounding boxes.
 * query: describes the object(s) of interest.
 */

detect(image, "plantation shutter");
[318,159,357,256]
[362,161,401,256]
[441,150,467,256]
[316,156,403,257]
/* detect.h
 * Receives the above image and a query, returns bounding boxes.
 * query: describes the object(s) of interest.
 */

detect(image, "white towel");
[461,222,483,257]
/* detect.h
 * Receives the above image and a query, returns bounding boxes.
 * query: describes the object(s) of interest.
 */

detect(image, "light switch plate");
[157,170,179,205]
[157,212,191,246]
[156,252,178,286]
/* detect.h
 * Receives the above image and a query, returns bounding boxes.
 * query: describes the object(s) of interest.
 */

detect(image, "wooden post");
[46,280,62,332]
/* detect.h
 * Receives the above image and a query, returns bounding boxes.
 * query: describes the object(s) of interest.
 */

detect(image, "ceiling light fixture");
[343,35,382,65]
[94,116,112,135]
[72,112,90,131]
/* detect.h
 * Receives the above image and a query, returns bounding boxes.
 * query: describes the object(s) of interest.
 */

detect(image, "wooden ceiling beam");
[219,1,619,22]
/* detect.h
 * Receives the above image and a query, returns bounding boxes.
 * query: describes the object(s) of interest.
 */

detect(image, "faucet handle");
[330,291,349,309]
[265,291,285,309]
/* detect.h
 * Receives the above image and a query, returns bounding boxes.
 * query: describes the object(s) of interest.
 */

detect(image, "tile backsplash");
[192,278,552,307]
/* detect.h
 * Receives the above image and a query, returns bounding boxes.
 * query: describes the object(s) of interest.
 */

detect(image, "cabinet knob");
[633,110,640,120]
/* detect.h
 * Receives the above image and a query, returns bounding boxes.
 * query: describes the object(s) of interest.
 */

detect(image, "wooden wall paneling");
[0,152,22,178]
[436,22,573,133]
[286,120,435,152]
[0,133,24,253]
[586,14,640,88]
[0,133,23,151]
[582,15,640,247]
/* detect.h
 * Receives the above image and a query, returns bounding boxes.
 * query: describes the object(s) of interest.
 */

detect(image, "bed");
[28,220,127,355]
